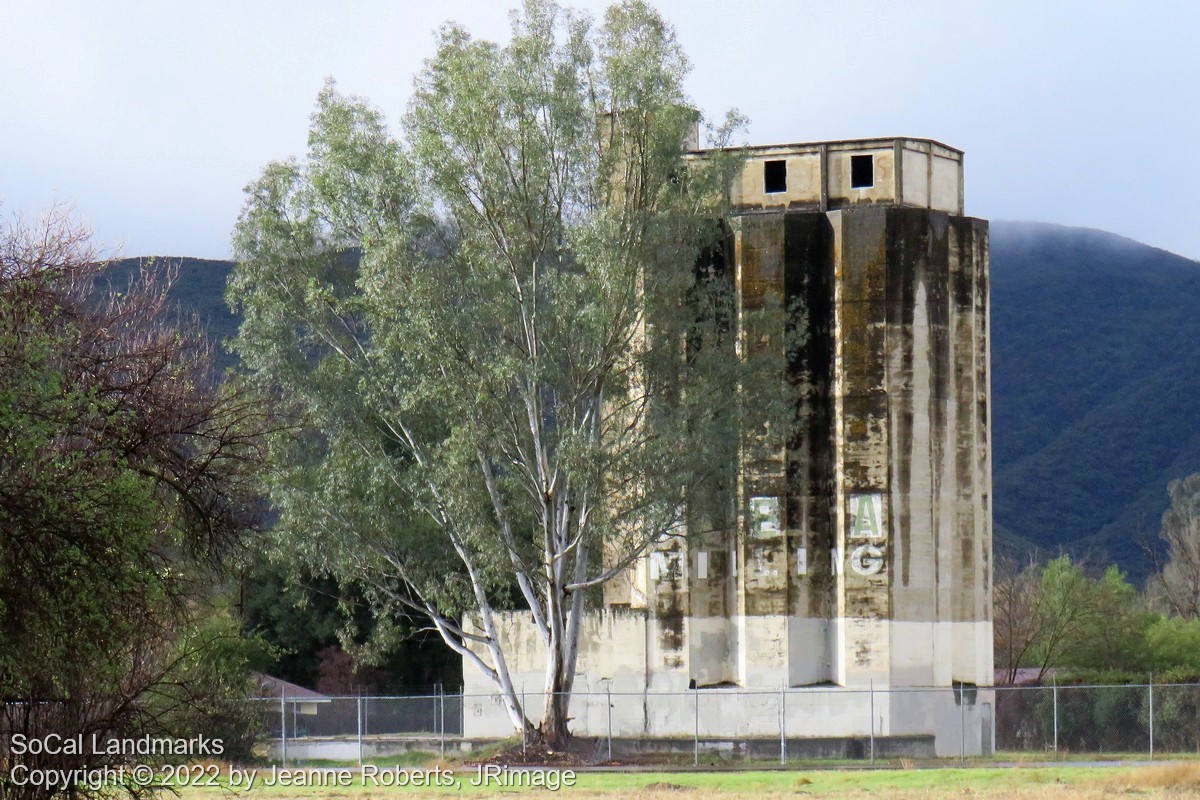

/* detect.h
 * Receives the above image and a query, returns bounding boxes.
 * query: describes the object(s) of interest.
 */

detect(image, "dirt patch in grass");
[1103,761,1200,792]
[470,739,587,767]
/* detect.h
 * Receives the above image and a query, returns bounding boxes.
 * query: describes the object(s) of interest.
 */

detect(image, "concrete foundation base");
[268,733,936,763]
[577,735,935,760]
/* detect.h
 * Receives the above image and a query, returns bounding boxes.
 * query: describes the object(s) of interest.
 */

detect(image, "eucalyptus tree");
[1153,473,1200,619]
[230,0,764,745]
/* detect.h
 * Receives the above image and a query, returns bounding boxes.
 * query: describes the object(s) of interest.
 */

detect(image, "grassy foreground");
[177,762,1200,799]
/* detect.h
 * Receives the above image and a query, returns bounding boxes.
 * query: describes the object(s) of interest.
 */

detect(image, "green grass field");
[177,762,1200,799]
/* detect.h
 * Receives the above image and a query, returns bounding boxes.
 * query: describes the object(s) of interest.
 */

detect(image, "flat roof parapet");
[690,137,965,215]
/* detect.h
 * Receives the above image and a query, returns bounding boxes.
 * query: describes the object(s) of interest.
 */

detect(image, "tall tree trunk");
[540,645,575,749]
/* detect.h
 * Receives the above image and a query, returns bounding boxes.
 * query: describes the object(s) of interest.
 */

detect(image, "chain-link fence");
[254,683,1200,765]
[259,696,462,739]
[255,693,464,763]
[995,683,1200,756]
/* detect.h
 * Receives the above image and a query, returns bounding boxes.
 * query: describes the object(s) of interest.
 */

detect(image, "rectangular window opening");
[763,159,787,194]
[850,154,874,189]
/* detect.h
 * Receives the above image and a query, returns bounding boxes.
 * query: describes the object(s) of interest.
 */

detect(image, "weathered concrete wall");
[731,149,825,210]
[721,205,991,692]
[718,138,963,215]
[901,148,931,208]
[896,140,963,214]
[869,207,992,689]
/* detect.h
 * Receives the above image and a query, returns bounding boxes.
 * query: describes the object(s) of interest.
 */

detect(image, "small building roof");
[252,673,332,702]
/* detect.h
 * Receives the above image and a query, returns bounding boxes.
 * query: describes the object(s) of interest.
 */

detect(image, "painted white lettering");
[850,544,884,575]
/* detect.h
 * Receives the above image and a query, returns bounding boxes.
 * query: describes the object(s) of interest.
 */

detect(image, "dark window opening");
[850,154,874,189]
[763,159,787,194]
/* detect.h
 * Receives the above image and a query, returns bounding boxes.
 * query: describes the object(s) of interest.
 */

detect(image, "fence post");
[357,695,364,768]
[1052,679,1058,756]
[1149,677,1155,759]
[693,691,699,767]
[779,686,786,766]
[869,681,875,765]
[959,684,965,764]
[439,685,446,760]
[607,686,613,763]
[521,684,527,759]
[279,691,287,766]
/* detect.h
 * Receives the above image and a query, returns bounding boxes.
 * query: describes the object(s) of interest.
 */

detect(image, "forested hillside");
[107,221,1200,581]
[98,256,239,370]
[990,222,1200,578]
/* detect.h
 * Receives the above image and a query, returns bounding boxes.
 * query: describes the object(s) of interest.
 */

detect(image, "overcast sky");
[3,1,1198,261]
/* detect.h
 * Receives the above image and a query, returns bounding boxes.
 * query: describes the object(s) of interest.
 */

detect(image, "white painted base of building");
[462,685,992,757]
[463,610,995,756]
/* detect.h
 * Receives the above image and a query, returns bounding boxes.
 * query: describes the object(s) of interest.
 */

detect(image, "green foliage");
[1000,485,1200,682]
[1144,617,1200,672]
[0,249,157,700]
[146,609,271,762]
[239,560,346,685]
[229,0,760,741]
[1047,562,1157,672]
[239,557,462,692]
[995,556,1139,677]
[1013,679,1200,753]
[0,209,271,799]
[1151,472,1200,617]
[997,555,1200,680]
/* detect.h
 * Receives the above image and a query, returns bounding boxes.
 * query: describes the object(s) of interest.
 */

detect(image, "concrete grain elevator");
[464,137,994,757]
